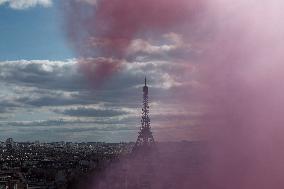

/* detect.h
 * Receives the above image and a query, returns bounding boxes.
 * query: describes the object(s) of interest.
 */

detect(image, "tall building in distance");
[133,77,155,152]
[5,137,15,151]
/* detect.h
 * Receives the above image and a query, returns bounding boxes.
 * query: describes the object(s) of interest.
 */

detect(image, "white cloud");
[127,39,176,55]
[0,0,52,9]
[75,0,97,6]
[127,33,190,56]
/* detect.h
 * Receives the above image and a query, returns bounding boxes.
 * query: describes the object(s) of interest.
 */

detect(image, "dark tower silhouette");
[133,77,155,152]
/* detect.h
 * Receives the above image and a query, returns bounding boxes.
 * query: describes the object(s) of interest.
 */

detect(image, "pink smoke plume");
[62,0,284,188]
[202,1,284,188]
[62,0,205,85]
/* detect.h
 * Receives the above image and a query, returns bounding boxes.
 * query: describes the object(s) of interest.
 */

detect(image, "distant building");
[6,138,15,151]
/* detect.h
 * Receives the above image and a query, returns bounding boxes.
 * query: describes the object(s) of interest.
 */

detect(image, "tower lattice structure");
[133,77,155,152]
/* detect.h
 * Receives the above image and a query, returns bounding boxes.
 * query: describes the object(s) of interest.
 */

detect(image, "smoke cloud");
[62,0,206,85]
[202,1,284,188]
[62,0,284,188]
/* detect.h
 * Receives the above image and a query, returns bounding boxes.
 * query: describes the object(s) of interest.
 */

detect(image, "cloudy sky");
[0,0,205,142]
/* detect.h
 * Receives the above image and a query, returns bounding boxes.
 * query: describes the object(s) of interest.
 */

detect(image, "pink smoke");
[62,0,284,188]
[201,1,284,188]
[62,0,205,85]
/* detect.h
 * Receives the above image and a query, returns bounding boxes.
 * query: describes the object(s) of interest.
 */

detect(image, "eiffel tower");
[133,77,155,152]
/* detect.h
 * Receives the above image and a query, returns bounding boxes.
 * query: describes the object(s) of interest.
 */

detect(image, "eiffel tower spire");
[133,77,155,152]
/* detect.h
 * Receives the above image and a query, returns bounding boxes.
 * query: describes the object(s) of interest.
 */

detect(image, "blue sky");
[0,1,73,60]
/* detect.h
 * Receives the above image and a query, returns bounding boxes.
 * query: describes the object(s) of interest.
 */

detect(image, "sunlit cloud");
[0,0,52,9]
